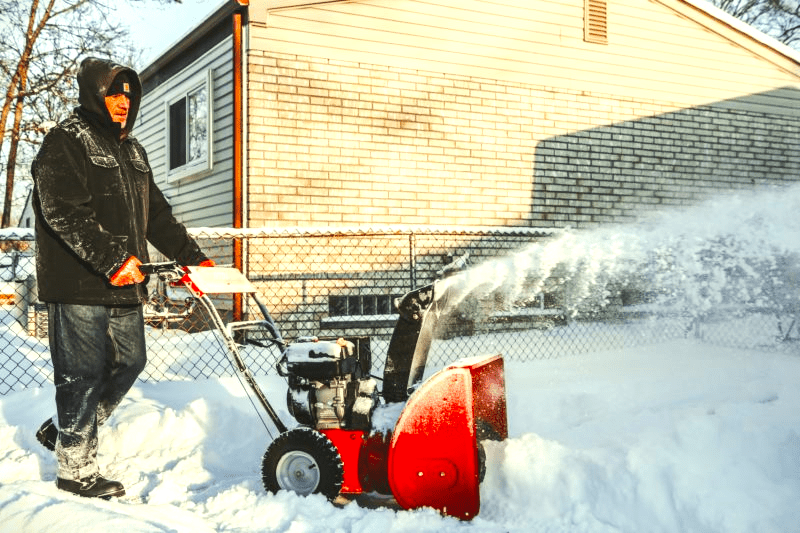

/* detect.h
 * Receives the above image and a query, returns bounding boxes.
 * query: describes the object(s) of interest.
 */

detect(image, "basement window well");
[322,294,401,329]
[329,294,399,317]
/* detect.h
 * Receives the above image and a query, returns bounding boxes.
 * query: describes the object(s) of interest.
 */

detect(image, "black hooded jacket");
[32,57,208,305]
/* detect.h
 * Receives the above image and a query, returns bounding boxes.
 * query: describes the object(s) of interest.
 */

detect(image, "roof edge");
[139,0,243,84]
[682,0,800,66]
[139,0,800,84]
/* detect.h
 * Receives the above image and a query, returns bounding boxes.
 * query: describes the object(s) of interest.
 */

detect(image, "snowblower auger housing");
[387,354,507,519]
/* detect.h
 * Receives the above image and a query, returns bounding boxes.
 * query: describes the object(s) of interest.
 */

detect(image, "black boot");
[56,474,126,499]
[36,418,58,451]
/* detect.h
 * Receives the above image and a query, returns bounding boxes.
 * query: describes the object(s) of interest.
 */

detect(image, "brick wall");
[246,51,800,229]
[532,106,800,227]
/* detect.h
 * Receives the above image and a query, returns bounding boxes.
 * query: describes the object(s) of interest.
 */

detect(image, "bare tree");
[0,0,180,228]
[711,0,800,49]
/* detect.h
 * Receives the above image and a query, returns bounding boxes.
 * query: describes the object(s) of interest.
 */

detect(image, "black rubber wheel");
[476,418,503,442]
[286,387,314,426]
[478,441,487,483]
[476,418,503,484]
[261,427,344,501]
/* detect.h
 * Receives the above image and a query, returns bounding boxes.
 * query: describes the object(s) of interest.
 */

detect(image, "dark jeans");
[48,303,146,481]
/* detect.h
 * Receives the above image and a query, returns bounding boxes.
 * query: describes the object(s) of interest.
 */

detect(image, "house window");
[584,0,608,44]
[329,294,399,317]
[165,69,213,181]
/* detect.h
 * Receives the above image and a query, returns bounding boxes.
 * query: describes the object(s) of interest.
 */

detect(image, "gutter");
[233,0,249,321]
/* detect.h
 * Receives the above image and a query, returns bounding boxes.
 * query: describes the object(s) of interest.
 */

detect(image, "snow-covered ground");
[1,338,798,532]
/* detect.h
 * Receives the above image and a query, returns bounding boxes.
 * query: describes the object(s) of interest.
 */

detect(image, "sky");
[120,0,227,68]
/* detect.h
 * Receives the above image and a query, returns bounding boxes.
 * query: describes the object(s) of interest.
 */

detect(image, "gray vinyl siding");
[136,38,234,228]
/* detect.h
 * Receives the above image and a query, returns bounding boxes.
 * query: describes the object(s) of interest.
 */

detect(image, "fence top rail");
[0,228,34,240]
[188,225,561,240]
[0,225,560,244]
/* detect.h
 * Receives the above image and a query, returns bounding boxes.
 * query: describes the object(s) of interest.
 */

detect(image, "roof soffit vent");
[585,0,609,44]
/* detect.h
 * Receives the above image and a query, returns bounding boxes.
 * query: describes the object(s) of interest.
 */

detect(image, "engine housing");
[280,337,378,430]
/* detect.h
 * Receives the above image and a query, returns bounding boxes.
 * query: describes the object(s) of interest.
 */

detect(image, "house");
[17,187,34,230]
[137,0,800,235]
[136,0,800,336]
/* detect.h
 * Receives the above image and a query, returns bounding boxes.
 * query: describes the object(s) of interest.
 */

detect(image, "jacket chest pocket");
[89,154,119,170]
[127,159,150,199]
[130,159,149,174]
[88,154,122,197]
[87,154,149,195]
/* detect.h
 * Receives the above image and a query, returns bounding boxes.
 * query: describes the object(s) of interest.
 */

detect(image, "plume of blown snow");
[434,185,800,319]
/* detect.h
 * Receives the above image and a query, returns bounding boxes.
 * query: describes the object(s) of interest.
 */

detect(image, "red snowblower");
[142,258,507,520]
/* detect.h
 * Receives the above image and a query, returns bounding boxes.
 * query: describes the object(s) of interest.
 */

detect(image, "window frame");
[328,294,400,318]
[163,68,214,182]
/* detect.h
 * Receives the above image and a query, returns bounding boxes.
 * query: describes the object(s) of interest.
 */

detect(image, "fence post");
[409,232,416,291]
[233,237,243,321]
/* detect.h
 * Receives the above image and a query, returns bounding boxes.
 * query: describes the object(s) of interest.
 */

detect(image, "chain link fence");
[2,226,799,396]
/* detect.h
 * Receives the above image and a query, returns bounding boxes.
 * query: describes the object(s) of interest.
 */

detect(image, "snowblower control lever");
[139,261,186,281]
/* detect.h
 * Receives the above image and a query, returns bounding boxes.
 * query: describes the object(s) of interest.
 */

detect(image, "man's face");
[105,93,130,127]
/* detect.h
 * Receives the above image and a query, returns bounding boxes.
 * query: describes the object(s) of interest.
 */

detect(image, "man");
[31,57,213,499]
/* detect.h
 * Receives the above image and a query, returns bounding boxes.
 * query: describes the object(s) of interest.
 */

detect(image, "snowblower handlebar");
[140,261,284,343]
[140,261,289,435]
[140,262,260,297]
[138,261,187,281]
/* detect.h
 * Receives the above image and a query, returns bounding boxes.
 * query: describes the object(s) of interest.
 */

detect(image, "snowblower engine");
[278,337,378,431]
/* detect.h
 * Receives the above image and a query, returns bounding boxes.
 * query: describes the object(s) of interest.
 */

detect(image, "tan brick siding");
[246,51,800,230]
